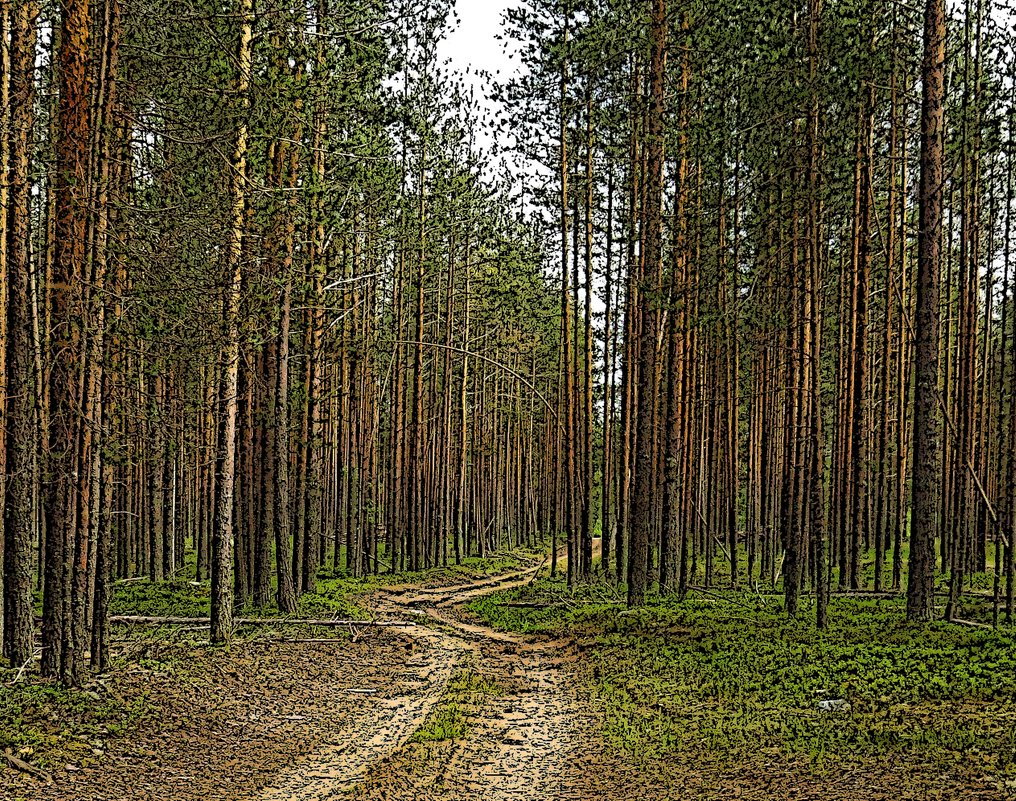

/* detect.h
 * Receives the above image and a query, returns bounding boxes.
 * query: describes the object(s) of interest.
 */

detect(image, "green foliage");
[410,669,502,743]
[0,682,147,770]
[471,580,1016,777]
[111,579,211,619]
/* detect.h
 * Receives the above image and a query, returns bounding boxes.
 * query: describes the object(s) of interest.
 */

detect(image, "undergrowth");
[1,547,537,778]
[0,679,148,772]
[469,576,1016,782]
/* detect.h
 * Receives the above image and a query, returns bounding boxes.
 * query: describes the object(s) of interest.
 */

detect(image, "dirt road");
[258,546,645,800]
[4,549,656,801]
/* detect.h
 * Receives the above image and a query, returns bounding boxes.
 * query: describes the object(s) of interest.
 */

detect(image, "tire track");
[260,545,613,801]
[258,559,546,800]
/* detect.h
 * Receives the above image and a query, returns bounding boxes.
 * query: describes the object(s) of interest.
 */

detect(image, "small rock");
[816,698,851,713]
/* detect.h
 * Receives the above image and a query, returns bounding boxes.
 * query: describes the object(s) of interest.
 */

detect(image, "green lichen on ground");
[0,675,149,771]
[469,575,1016,784]
[409,668,502,743]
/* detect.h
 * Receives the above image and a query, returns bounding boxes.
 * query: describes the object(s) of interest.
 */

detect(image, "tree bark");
[907,0,946,623]
[627,0,667,607]
[211,0,254,643]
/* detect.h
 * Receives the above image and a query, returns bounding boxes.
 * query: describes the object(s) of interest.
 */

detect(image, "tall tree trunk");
[907,0,946,623]
[627,0,667,608]
[211,0,253,643]
[3,0,39,668]
[807,0,828,629]
[43,0,93,686]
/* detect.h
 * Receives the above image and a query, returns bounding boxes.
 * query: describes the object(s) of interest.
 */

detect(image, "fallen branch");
[2,748,52,783]
[687,585,755,610]
[950,618,993,630]
[8,650,39,685]
[934,589,997,599]
[108,615,417,628]
[269,638,348,644]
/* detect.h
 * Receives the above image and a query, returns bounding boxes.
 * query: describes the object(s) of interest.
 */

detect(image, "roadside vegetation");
[470,563,1016,788]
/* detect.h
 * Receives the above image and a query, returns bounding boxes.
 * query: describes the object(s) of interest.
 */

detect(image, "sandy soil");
[256,554,646,800]
[6,549,997,801]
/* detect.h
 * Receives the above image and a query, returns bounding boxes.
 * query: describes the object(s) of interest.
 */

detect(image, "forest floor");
[5,547,1016,800]
[468,572,1016,801]
[1,547,648,801]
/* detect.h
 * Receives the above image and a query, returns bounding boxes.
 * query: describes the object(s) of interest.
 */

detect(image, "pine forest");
[2,0,1016,798]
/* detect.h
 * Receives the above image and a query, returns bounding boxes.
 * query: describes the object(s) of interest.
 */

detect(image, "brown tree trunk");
[211,0,253,643]
[907,0,946,623]
[42,0,93,685]
[627,0,666,607]
[3,0,39,668]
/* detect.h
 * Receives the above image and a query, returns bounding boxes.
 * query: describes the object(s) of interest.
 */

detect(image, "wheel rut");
[258,556,618,801]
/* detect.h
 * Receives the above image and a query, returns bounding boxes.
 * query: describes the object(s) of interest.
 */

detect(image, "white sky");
[440,0,515,76]
[437,0,522,167]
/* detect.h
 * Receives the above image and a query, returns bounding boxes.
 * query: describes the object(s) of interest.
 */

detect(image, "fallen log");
[950,618,993,630]
[269,638,348,644]
[107,616,417,627]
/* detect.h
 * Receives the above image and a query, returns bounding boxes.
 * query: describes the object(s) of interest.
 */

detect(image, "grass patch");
[469,577,1016,781]
[0,678,148,771]
[409,669,502,743]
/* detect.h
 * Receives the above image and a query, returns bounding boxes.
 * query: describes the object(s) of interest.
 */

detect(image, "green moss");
[0,681,148,770]
[469,578,1016,778]
[409,669,501,743]
[410,702,471,742]
[111,578,211,618]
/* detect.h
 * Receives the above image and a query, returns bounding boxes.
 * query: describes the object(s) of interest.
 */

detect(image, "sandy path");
[260,543,622,801]
[258,624,469,801]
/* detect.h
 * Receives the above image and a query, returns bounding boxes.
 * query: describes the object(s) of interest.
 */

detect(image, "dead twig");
[8,650,39,685]
[269,638,348,644]
[2,748,52,783]
[950,618,993,630]
[686,585,755,610]
[526,556,548,585]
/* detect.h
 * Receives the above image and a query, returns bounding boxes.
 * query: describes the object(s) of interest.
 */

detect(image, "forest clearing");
[3,0,1016,797]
